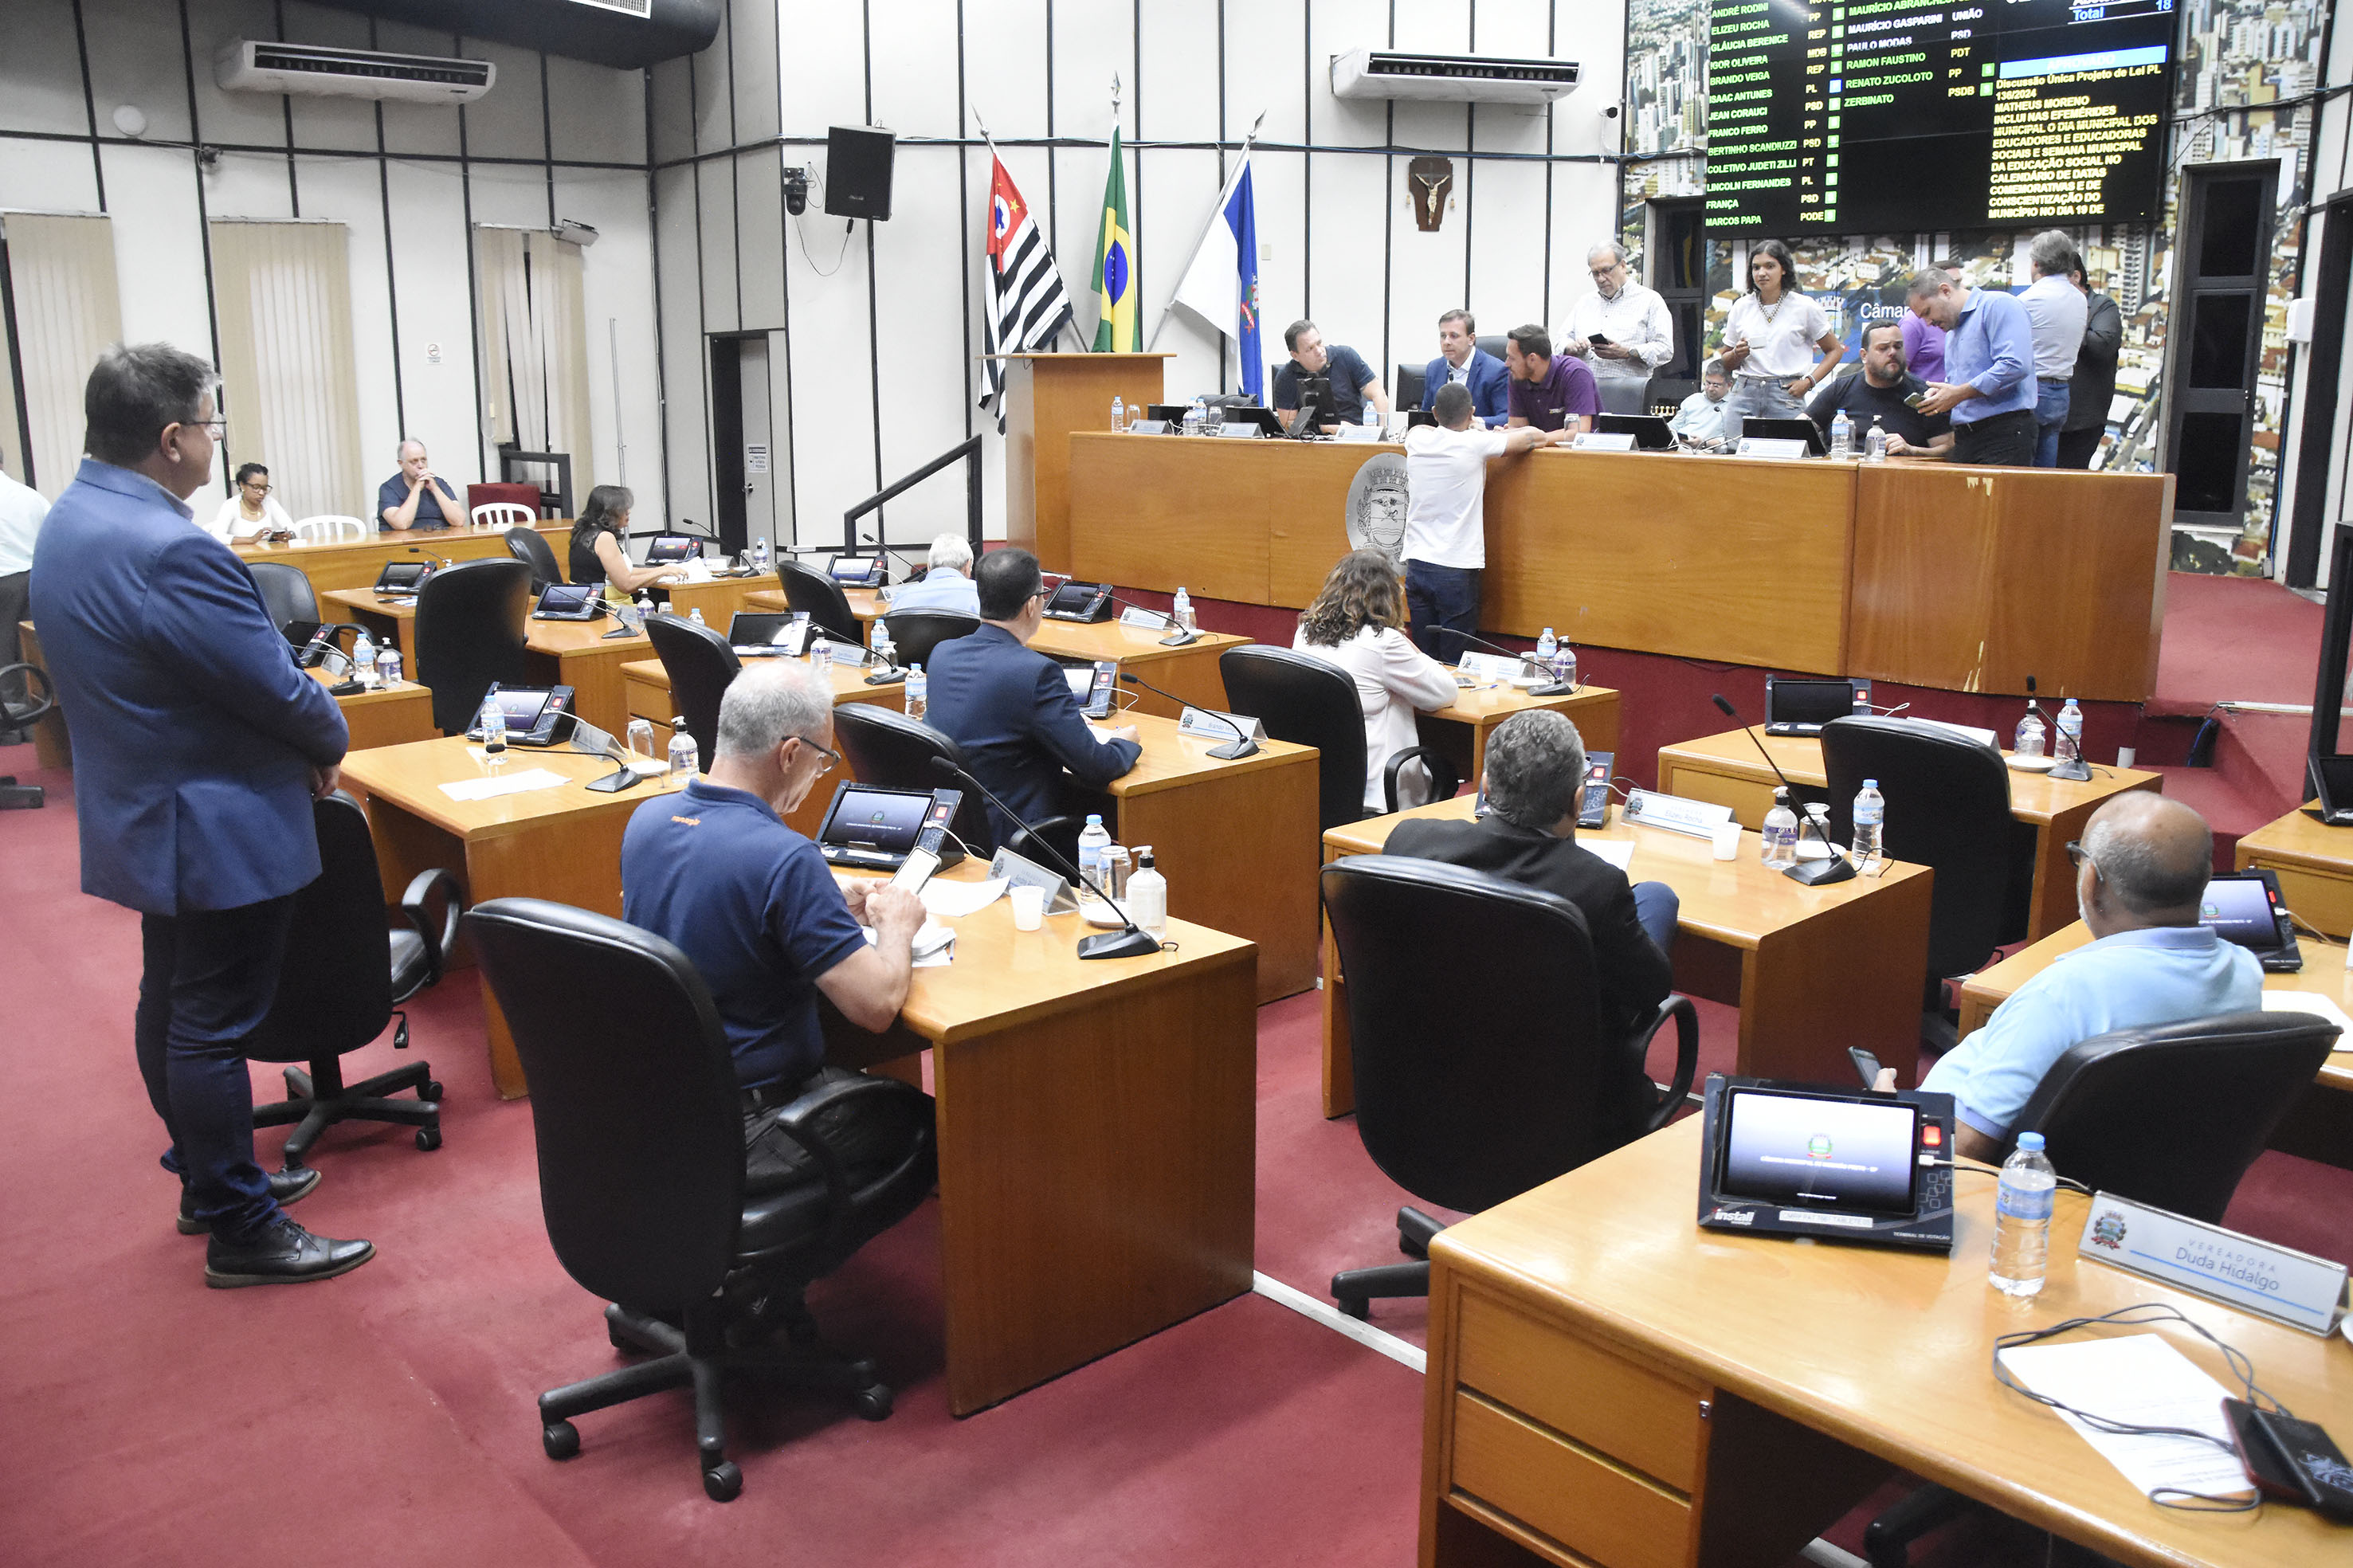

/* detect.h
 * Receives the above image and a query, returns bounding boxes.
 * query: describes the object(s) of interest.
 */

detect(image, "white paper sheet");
[920,878,1007,918]
[2258,988,2353,1048]
[1581,840,1636,871]
[863,919,957,966]
[1994,1335,2253,1501]
[438,768,571,802]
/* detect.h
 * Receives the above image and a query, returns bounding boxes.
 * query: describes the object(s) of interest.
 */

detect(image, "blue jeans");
[1405,560,1481,661]
[1724,377,1807,445]
[2033,378,2070,468]
[139,896,295,1243]
[1632,880,1680,956]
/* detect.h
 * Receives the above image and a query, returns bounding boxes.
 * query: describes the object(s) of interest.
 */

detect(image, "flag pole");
[1145,109,1267,351]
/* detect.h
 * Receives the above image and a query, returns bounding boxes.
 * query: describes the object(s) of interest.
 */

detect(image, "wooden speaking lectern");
[988,351,1169,574]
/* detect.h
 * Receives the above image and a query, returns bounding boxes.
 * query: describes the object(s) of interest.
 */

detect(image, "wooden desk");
[234,519,567,598]
[321,587,422,668]
[1957,919,2353,1170]
[1423,679,1621,786]
[1320,797,1932,1117]
[522,620,653,739]
[820,870,1253,1414]
[2236,805,2353,939]
[740,586,884,631]
[1422,1116,2351,1568]
[1027,621,1249,719]
[663,570,779,626]
[1657,728,2162,942]
[339,736,691,1097]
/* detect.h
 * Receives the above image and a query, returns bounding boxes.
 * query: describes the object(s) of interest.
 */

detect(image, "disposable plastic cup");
[1010,885,1045,931]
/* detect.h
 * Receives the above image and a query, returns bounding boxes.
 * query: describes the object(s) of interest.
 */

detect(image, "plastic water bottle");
[1851,778,1884,871]
[1111,394,1125,430]
[2055,699,2084,766]
[1173,586,1196,634]
[1761,787,1800,870]
[1127,847,1168,940]
[666,726,698,778]
[2014,700,2048,760]
[1535,627,1558,664]
[1829,408,1853,459]
[1865,417,1888,463]
[871,623,896,669]
[753,537,770,572]
[904,662,927,721]
[1183,398,1206,437]
[478,695,507,756]
[1552,641,1578,692]
[376,647,402,688]
[810,639,833,680]
[1990,1132,2057,1297]
[688,606,707,628]
[1364,399,1382,433]
[1076,814,1113,915]
[352,629,378,689]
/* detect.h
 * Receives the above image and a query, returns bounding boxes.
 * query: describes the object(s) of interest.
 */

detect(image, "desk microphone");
[1116,672,1258,759]
[926,757,1161,959]
[1711,693,1856,887]
[1104,592,1198,647]
[1444,628,1577,697]
[859,531,926,582]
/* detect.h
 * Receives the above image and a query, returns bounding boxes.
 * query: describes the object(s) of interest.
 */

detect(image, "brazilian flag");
[1090,127,1137,351]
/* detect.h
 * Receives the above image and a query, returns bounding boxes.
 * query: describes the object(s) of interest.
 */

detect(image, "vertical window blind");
[206,219,364,526]
[0,213,121,496]
[475,227,594,499]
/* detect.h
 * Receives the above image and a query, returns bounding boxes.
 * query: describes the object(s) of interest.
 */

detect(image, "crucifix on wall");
[1408,157,1454,232]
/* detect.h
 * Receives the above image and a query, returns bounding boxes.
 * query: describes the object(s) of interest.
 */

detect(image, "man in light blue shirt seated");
[1669,359,1731,446]
[883,532,981,616]
[1912,794,2261,1161]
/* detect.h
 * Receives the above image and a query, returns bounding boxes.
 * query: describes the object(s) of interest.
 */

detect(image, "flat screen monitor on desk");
[1740,417,1829,456]
[1595,413,1675,450]
[727,611,804,657]
[1288,374,1336,433]
[2308,523,2353,823]
[1696,1073,1955,1252]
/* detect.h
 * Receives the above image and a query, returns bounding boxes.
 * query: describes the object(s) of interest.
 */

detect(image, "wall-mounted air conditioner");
[215,40,496,104]
[1330,50,1579,106]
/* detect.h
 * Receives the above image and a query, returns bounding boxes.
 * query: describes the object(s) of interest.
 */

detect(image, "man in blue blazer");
[925,547,1141,851]
[1420,310,1510,428]
[31,343,371,1288]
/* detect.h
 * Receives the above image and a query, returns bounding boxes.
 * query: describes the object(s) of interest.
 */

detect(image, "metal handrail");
[842,435,982,559]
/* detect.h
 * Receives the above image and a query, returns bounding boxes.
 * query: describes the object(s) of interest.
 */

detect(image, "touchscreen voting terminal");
[815,785,964,872]
[829,555,888,587]
[1041,581,1115,623]
[727,612,799,657]
[642,536,704,565]
[1697,1074,1956,1252]
[1577,751,1615,829]
[532,583,604,621]
[371,560,432,597]
[1764,675,1869,735]
[465,684,577,747]
[2198,868,2304,972]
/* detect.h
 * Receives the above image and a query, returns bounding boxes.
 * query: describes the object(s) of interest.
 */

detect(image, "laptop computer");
[2200,868,2304,972]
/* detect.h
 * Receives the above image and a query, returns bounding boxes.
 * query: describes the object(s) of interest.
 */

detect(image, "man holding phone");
[1562,242,1675,413]
[1803,321,1954,458]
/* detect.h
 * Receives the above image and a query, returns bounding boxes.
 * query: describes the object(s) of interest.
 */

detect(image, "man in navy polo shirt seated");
[622,660,935,1195]
[1272,318,1389,433]
[376,439,462,532]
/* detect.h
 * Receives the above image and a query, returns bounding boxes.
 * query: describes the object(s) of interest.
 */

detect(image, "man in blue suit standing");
[925,548,1142,851]
[1419,310,1510,428]
[31,343,372,1288]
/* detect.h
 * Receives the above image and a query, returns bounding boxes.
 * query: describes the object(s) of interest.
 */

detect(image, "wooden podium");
[990,351,1169,573]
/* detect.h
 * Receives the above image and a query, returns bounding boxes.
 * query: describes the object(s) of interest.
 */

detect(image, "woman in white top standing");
[1717,240,1843,445]
[1292,550,1461,813]
[206,463,295,543]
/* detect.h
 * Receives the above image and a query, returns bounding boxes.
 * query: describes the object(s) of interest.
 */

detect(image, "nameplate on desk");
[814,638,869,667]
[1619,789,1736,839]
[1457,652,1533,684]
[2077,1192,2348,1336]
[1178,707,1266,745]
[1118,605,1174,630]
[986,847,1078,914]
[1735,437,1810,461]
[1570,432,1638,453]
[1211,422,1261,439]
[1335,425,1386,442]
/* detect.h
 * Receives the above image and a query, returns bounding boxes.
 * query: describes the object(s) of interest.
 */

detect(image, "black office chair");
[465,896,935,1501]
[1645,374,1697,418]
[1595,378,1652,416]
[414,557,532,735]
[1473,334,1508,364]
[247,560,319,634]
[831,703,1076,863]
[1821,715,2014,1048]
[1861,1008,2338,1567]
[246,793,459,1166]
[1320,857,1698,1319]
[880,610,979,672]
[1394,363,1427,412]
[644,612,740,773]
[779,559,865,646]
[1218,645,1458,831]
[505,525,563,594]
[0,662,54,809]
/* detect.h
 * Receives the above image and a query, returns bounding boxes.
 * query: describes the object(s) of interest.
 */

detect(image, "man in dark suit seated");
[925,547,1142,849]
[1384,711,1679,1118]
[31,343,370,1288]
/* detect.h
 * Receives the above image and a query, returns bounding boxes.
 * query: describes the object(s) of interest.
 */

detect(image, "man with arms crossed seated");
[622,661,936,1198]
[1804,321,1955,459]
[1384,711,1679,1134]
[1893,794,2261,1162]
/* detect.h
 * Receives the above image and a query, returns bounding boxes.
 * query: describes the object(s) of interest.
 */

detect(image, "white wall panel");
[650,57,696,165]
[459,41,551,164]
[1477,0,1560,56]
[736,147,786,331]
[555,166,666,528]
[870,147,975,544]
[80,0,194,145]
[292,155,402,507]
[0,139,104,214]
[280,2,382,154]
[780,207,877,547]
[1308,0,1390,149]
[206,151,298,222]
[380,159,479,482]
[730,0,782,145]
[467,159,551,231]
[186,0,288,152]
[777,6,869,136]
[99,144,210,354]
[692,27,733,154]
[870,0,964,142]
[655,163,713,535]
[1224,2,1308,147]
[1137,12,1220,145]
[966,0,1049,140]
[698,156,741,333]
[549,54,645,168]
[1466,157,1550,341]
[1,1,91,138]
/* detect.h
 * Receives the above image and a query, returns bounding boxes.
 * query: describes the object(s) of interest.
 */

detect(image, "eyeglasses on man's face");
[796,737,840,775]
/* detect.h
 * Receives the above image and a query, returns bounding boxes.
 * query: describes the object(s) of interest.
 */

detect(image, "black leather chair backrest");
[1820,715,2014,979]
[466,897,746,1311]
[504,525,563,592]
[1475,334,1508,364]
[247,560,318,633]
[243,793,392,1064]
[882,610,980,672]
[1645,375,1697,416]
[832,703,993,853]
[644,612,741,771]
[1324,857,1616,1213]
[415,557,531,735]
[2010,1009,2338,1224]
[1220,644,1369,833]
[780,559,864,645]
[1394,363,1427,410]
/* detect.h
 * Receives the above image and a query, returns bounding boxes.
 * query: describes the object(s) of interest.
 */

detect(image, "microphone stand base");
[1529,682,1578,697]
[2046,758,2092,782]
[1077,927,1163,960]
[1159,629,1200,647]
[863,666,907,686]
[1207,739,1260,760]
[1782,857,1857,887]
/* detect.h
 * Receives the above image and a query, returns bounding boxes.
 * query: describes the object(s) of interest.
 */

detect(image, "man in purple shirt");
[1900,311,1946,385]
[1502,325,1599,441]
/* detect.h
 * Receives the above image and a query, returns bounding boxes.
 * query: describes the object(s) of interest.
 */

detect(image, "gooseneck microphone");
[1443,627,1578,697]
[1104,592,1198,647]
[927,756,1161,959]
[859,531,926,581]
[1711,692,1857,887]
[1116,672,1258,759]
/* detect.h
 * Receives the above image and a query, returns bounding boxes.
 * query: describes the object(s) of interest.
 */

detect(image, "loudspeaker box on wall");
[824,125,897,221]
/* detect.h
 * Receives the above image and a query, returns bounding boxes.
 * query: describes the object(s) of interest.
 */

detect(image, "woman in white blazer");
[1292,550,1460,811]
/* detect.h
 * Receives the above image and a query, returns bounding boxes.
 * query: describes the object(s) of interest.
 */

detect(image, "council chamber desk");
[2236,804,2353,939]
[1320,798,1932,1117]
[1658,727,2160,943]
[1063,434,2173,703]
[234,519,567,598]
[321,588,652,738]
[1420,1116,2351,1568]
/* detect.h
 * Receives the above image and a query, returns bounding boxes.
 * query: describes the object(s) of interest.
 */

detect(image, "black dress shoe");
[177,1166,324,1236]
[205,1216,375,1288]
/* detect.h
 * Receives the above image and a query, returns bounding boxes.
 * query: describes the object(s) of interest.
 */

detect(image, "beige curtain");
[1,213,121,496]
[207,220,363,524]
[473,227,592,495]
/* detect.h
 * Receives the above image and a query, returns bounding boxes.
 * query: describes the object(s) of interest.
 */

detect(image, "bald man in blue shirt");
[1907,266,2037,468]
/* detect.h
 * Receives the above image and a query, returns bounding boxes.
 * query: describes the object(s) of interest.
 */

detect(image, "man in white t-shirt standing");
[1401,382,1546,658]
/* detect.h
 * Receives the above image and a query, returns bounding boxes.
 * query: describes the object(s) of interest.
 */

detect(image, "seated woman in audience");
[1292,549,1460,812]
[568,484,688,598]
[206,463,295,543]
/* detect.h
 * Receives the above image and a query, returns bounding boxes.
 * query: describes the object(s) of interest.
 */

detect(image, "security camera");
[1598,104,1623,122]
[784,167,809,217]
